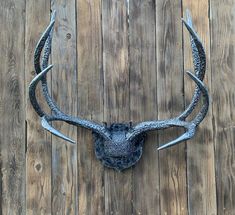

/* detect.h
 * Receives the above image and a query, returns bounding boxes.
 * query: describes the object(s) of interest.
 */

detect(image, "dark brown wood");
[182,1,217,214]
[50,1,77,214]
[77,0,104,214]
[156,1,188,214]
[25,1,52,214]
[211,0,235,214]
[0,0,26,214]
[129,1,160,214]
[102,0,132,214]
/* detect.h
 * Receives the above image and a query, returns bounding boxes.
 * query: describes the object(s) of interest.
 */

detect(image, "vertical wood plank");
[210,0,235,214]
[25,1,52,214]
[3,0,235,213]
[50,0,77,214]
[156,1,188,214]
[129,1,160,214]
[102,0,131,214]
[0,0,25,214]
[182,1,217,214]
[77,0,105,214]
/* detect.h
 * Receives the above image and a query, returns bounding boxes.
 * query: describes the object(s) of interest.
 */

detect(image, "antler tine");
[34,13,55,75]
[157,128,195,150]
[179,10,206,120]
[186,71,209,126]
[42,11,56,70]
[42,116,76,143]
[29,11,111,143]
[29,64,54,117]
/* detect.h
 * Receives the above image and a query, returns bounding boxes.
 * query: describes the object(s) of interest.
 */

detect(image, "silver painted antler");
[28,10,209,170]
[29,11,111,143]
[126,10,209,150]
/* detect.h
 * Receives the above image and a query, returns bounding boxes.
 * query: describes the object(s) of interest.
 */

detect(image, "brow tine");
[157,128,195,150]
[41,116,75,144]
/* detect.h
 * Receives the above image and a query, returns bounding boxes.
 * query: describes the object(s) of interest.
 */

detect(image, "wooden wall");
[0,0,234,214]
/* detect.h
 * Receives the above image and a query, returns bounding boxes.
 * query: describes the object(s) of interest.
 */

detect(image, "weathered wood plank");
[182,1,217,214]
[156,1,188,214]
[102,0,132,214]
[0,1,25,214]
[50,1,77,214]
[3,0,235,213]
[129,1,160,214]
[210,0,235,214]
[25,1,52,214]
[77,0,104,214]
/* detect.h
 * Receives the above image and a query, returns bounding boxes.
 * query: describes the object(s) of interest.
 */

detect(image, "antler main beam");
[29,11,111,143]
[126,10,209,150]
[28,10,209,171]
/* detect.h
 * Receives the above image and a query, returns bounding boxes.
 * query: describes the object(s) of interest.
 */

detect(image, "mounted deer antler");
[29,10,209,171]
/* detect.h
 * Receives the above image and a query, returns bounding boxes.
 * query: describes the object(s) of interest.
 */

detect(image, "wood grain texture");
[0,0,25,214]
[210,0,235,214]
[77,0,104,214]
[182,1,217,214]
[1,0,235,214]
[25,1,52,214]
[50,1,77,214]
[102,0,132,214]
[156,0,188,214]
[129,1,160,214]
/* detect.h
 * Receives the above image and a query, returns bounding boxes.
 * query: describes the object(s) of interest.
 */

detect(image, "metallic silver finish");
[28,10,209,171]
